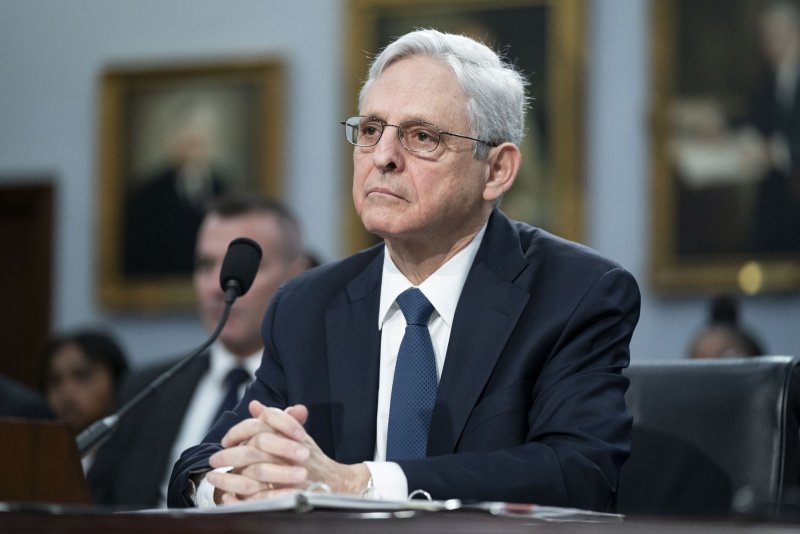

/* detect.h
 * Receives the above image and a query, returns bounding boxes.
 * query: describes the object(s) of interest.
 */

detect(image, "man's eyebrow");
[362,114,432,124]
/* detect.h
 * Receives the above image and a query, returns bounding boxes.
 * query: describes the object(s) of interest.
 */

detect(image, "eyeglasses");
[341,116,498,153]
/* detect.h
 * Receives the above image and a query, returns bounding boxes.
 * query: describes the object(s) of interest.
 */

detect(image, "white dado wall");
[0,0,797,367]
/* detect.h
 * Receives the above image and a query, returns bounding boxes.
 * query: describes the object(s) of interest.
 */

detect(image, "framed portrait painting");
[651,0,800,294]
[97,59,284,311]
[343,0,586,253]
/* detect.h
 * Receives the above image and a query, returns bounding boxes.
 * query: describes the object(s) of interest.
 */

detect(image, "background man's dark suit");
[170,210,640,511]
[88,353,209,507]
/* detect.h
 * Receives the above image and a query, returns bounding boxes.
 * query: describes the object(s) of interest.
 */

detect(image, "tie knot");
[396,288,434,326]
[224,367,251,388]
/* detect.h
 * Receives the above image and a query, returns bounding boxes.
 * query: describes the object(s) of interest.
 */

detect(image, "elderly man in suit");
[169,29,640,512]
[88,194,309,507]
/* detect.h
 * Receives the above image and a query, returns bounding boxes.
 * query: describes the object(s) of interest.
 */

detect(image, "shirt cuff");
[195,466,233,508]
[363,461,408,501]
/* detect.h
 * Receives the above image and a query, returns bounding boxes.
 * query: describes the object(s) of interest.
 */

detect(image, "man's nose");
[372,126,404,171]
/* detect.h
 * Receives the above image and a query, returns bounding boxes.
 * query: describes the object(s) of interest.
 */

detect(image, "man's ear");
[483,143,521,202]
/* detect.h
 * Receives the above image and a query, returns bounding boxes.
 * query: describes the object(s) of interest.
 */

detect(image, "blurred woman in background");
[687,295,766,359]
[41,329,129,435]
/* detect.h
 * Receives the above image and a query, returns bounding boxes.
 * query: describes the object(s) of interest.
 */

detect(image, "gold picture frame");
[97,58,284,311]
[343,0,586,253]
[650,0,800,294]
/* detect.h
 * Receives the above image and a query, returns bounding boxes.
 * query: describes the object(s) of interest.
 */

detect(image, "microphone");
[220,237,262,303]
[76,238,262,456]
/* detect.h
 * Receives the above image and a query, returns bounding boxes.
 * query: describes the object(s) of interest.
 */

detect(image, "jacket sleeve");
[166,368,286,508]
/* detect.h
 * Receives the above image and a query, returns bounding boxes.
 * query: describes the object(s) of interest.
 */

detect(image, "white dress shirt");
[365,223,487,500]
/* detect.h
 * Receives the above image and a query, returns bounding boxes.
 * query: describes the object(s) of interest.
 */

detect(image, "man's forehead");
[205,212,277,232]
[198,213,279,251]
[361,56,466,124]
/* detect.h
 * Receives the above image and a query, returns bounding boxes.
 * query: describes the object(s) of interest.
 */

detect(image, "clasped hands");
[206,400,370,505]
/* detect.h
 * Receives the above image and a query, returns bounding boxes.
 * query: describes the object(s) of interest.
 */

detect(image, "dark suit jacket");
[0,373,52,419]
[169,210,640,511]
[87,353,209,507]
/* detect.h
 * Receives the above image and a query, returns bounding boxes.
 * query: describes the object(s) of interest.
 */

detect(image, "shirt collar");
[378,222,487,329]
[209,341,261,384]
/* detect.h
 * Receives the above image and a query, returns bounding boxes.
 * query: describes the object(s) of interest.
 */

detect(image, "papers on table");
[131,490,623,523]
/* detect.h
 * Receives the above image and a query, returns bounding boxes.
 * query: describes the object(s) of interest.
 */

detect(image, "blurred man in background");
[89,193,309,508]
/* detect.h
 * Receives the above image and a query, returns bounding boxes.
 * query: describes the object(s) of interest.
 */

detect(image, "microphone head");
[219,237,262,297]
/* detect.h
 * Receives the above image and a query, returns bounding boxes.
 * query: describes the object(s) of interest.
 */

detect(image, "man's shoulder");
[0,374,52,419]
[118,353,209,403]
[495,212,626,275]
[123,360,177,391]
[281,242,384,296]
[526,225,622,270]
[495,213,637,299]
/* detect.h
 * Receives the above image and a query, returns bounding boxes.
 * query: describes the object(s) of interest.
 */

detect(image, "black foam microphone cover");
[219,237,262,297]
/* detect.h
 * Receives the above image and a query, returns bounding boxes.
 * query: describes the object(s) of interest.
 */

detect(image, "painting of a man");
[125,100,232,275]
[748,1,800,254]
[121,82,259,277]
[667,0,800,258]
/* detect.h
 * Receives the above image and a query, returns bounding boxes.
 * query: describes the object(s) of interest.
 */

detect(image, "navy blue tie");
[210,367,251,425]
[386,288,437,461]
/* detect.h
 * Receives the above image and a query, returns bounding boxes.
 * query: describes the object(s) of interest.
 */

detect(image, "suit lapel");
[121,352,210,504]
[326,249,383,463]
[428,211,530,455]
[151,353,210,462]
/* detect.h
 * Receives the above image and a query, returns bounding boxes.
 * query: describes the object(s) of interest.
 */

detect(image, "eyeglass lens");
[344,117,441,153]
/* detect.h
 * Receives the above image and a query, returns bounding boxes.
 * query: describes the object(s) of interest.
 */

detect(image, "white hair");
[359,28,529,159]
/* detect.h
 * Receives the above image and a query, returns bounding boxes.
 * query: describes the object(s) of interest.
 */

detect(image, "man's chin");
[360,213,396,238]
[218,329,240,348]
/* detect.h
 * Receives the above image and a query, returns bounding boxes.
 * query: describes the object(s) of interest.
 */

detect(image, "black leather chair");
[619,356,800,518]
